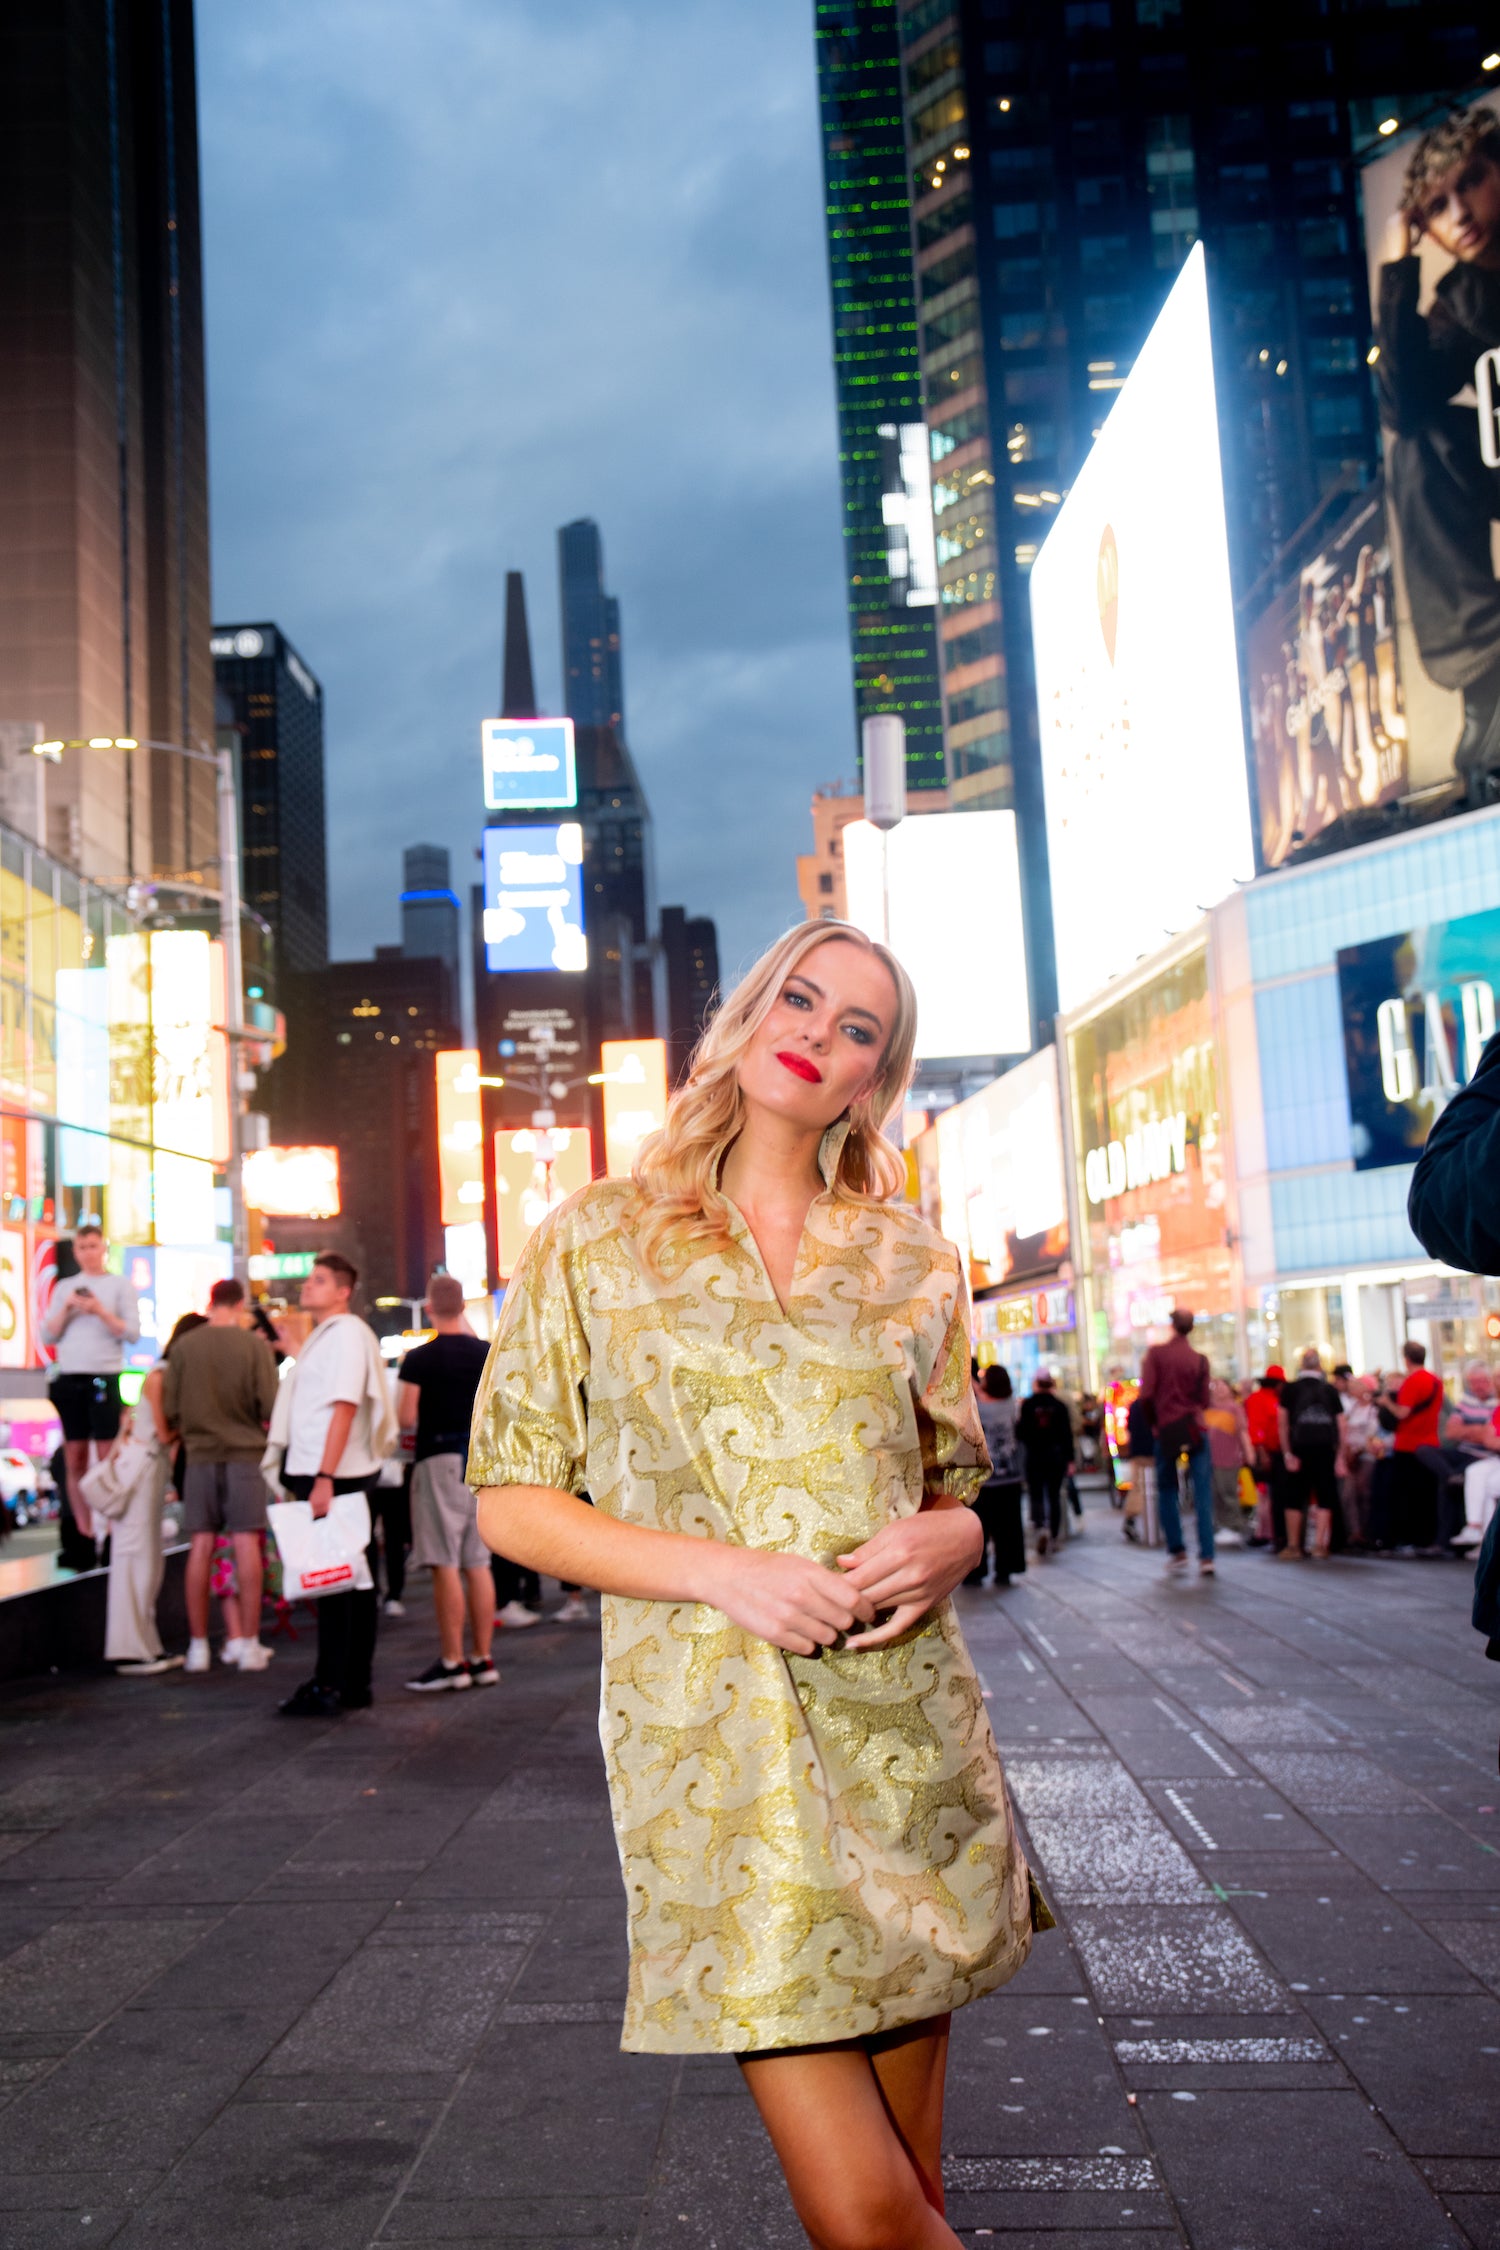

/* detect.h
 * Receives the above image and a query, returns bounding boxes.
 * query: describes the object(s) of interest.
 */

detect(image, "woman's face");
[737,938,897,1134]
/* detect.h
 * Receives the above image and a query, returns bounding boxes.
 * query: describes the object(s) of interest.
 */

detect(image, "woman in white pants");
[103,1314,204,1673]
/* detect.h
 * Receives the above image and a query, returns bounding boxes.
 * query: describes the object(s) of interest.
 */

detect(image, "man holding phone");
[40,1225,141,1545]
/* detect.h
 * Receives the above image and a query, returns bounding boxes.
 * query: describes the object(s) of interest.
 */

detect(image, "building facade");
[212,623,329,978]
[813,0,947,795]
[1,0,217,888]
[659,906,721,1084]
[400,843,460,1022]
[558,519,624,733]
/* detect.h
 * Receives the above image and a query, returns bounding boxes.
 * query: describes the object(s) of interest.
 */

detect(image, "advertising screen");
[1029,244,1254,1010]
[843,809,1031,1059]
[494,1126,592,1277]
[435,1050,484,1226]
[600,1039,669,1177]
[242,1145,341,1219]
[481,717,578,811]
[1245,485,1409,868]
[482,823,587,973]
[919,1045,1069,1291]
[1360,99,1500,806]
[1336,901,1500,1169]
[148,933,231,1166]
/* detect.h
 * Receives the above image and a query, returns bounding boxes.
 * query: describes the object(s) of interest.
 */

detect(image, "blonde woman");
[470,923,1046,2250]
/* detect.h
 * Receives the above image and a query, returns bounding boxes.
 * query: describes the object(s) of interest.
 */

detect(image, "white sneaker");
[383,1598,406,1617]
[116,1654,184,1676]
[185,1638,211,1674]
[235,1641,274,1671]
[556,1595,590,1623]
[221,1638,246,1666]
[497,1601,541,1629]
[1453,1526,1484,1549]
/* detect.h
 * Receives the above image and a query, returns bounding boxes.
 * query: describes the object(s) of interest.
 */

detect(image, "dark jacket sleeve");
[1473,1509,1500,1657]
[1375,258,1480,436]
[1408,1031,1500,1274]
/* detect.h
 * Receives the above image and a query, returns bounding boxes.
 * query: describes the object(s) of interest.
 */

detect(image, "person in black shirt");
[1277,1347,1345,1562]
[1016,1371,1075,1559]
[399,1276,498,1691]
[1375,108,1500,797]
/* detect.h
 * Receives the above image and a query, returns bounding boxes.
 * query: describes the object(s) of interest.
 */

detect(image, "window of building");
[1004,367,1052,404]
[1005,418,1056,462]
[906,35,962,94]
[1310,393,1364,436]
[818,872,834,895]
[917,190,973,249]
[989,143,1049,179]
[1287,100,1338,136]
[1076,173,1126,208]
[1064,2,1111,30]
[922,245,976,299]
[994,202,1045,239]
[1291,159,1342,199]
[900,0,957,47]
[1221,222,1275,268]
[1072,114,1122,155]
[923,301,981,354]
[1297,213,1349,260]
[912,87,967,145]
[1140,52,1188,89]
[931,404,989,457]
[998,255,1045,293]
[985,39,1028,75]
[1218,160,1270,212]
[942,624,1002,671]
[1070,59,1114,92]
[1301,274,1355,317]
[1000,306,1047,349]
[1308,333,1359,374]
[947,675,1006,727]
[1216,104,1265,144]
[1083,291,1133,332]
[1136,0,1182,20]
[1080,232,1131,271]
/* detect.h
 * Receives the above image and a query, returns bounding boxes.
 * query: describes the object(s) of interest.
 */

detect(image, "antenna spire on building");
[501,571,537,717]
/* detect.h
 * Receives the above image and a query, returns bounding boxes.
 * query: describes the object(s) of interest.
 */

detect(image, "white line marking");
[1188,1730,1240,1775]
[1029,1628,1060,1658]
[1016,1650,1037,1674]
[1164,1787,1219,1851]
[1151,1695,1193,1732]
[1217,1667,1255,1695]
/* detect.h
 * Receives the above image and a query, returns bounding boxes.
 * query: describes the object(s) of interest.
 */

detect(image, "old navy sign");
[1084,1111,1188,1206]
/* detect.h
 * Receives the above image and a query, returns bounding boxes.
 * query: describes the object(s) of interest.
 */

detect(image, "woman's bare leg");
[739,2022,961,2250]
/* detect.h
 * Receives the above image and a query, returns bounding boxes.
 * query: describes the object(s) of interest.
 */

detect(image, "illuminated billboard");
[1336,902,1500,1170]
[242,1145,341,1219]
[149,933,232,1166]
[843,809,1030,1058]
[1030,244,1254,1011]
[1359,99,1500,815]
[879,421,938,609]
[494,1125,592,1276]
[435,1049,485,1225]
[919,1045,1069,1292]
[482,823,587,973]
[481,717,578,811]
[600,1039,668,1177]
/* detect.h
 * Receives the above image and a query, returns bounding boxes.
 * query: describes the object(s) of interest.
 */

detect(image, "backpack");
[1288,1381,1338,1452]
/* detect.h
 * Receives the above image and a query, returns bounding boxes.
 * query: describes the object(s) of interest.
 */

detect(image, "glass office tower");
[813,0,947,794]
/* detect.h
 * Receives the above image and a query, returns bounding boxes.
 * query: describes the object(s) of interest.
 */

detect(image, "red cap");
[1264,1364,1286,1382]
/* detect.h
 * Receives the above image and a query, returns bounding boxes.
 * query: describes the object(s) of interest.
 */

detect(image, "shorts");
[410,1451,488,1571]
[182,1460,269,1537]
[49,1372,122,1445]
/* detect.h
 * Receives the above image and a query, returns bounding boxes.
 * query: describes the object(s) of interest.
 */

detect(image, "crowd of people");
[31,1241,591,1710]
[964,1304,1500,1586]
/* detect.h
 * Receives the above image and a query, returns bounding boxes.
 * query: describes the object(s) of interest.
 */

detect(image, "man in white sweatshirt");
[276,1252,389,1717]
[41,1225,141,1546]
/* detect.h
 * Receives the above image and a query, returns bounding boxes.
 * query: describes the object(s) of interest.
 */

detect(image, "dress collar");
[818,1118,852,1187]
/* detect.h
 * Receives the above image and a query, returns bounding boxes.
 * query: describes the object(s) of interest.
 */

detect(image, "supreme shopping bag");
[267,1493,374,1602]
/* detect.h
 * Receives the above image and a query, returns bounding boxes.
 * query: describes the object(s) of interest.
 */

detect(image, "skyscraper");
[660,906,721,1084]
[558,519,625,732]
[212,622,329,977]
[813,1,947,795]
[0,0,216,887]
[889,0,1497,1023]
[400,842,460,1020]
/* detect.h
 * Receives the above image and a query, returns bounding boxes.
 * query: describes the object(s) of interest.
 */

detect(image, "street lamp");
[32,733,248,1275]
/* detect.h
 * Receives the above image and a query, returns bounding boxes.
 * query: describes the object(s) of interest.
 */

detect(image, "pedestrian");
[1204,1376,1253,1542]
[399,1273,499,1692]
[469,922,1046,2249]
[1339,1375,1385,1546]
[1244,1366,1286,1547]
[1121,1387,1155,1543]
[1139,1307,1215,1577]
[272,1253,397,1717]
[1445,1364,1500,1550]
[164,1278,280,1672]
[1277,1346,1345,1560]
[101,1311,204,1676]
[39,1224,141,1554]
[1377,1341,1446,1550]
[969,1364,1024,1587]
[1016,1370,1074,1558]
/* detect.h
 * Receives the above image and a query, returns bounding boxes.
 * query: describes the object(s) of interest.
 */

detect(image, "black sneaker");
[468,1656,500,1687]
[405,1659,472,1694]
[278,1680,342,1718]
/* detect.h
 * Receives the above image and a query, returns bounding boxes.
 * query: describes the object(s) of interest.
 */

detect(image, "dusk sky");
[197,0,854,1000]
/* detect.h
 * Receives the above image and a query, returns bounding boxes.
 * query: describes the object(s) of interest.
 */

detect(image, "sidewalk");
[0,1506,1494,2247]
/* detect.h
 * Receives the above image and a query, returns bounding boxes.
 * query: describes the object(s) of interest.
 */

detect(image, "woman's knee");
[797,2173,938,2250]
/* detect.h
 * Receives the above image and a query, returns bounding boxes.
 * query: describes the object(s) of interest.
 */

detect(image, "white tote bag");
[267,1493,374,1601]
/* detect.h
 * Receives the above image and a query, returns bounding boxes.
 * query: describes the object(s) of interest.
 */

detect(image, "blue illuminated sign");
[482,823,587,973]
[481,717,577,811]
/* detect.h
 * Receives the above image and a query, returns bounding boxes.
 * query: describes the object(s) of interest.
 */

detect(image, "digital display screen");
[482,823,587,974]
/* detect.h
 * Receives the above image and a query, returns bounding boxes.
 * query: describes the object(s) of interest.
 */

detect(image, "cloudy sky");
[197,0,854,1002]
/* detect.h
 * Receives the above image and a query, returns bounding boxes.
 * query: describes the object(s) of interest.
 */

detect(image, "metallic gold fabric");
[468,1144,1037,2054]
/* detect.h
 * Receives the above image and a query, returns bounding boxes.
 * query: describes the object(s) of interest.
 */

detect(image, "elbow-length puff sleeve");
[915,1246,989,1504]
[466,1209,590,1495]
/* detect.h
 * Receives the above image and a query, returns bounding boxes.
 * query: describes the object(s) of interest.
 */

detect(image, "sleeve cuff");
[927,1462,989,1505]
[466,1422,585,1497]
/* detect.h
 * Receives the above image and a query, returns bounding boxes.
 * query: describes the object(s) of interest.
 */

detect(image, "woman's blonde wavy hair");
[629,920,917,1275]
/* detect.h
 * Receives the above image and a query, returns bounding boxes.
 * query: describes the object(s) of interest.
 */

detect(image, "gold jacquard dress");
[467,1130,1041,2055]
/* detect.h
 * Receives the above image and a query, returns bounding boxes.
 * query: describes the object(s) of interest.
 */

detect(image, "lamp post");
[32,733,248,1276]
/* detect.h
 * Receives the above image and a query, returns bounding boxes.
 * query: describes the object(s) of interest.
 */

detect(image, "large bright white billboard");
[482,822,587,973]
[1030,244,1254,1011]
[844,809,1030,1059]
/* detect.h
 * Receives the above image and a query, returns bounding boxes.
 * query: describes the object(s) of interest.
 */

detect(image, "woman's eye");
[843,1023,872,1045]
[784,988,810,1009]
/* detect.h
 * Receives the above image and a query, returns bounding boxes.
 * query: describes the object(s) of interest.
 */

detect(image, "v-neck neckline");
[716,1120,851,1319]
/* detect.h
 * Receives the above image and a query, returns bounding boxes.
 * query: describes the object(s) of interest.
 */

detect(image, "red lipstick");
[776,1050,823,1084]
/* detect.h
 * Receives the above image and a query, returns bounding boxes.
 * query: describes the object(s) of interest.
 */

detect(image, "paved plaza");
[0,1501,1496,2249]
